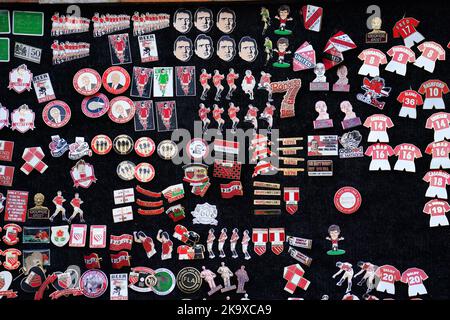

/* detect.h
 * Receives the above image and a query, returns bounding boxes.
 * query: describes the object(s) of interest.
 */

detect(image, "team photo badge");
[153,67,174,97]
[8,64,33,93]
[130,67,153,98]
[82,93,110,118]
[33,73,56,103]
[175,66,196,96]
[73,68,102,96]
[156,101,178,132]
[42,100,71,128]
[134,100,155,131]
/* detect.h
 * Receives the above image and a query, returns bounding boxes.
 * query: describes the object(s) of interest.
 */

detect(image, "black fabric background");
[0,0,449,301]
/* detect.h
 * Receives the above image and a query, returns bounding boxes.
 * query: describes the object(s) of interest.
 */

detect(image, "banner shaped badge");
[84,253,101,269]
[284,187,300,214]
[110,234,133,251]
[293,41,316,71]
[111,251,131,269]
[220,181,243,199]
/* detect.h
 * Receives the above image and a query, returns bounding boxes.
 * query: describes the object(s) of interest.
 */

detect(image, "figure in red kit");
[199,69,212,100]
[260,102,276,133]
[198,103,211,133]
[49,190,68,222]
[332,261,354,293]
[212,70,225,101]
[228,102,240,133]
[212,104,225,134]
[133,231,156,258]
[68,193,84,223]
[226,68,239,100]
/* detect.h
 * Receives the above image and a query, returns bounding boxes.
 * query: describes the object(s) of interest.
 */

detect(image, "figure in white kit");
[218,227,228,258]
[49,190,68,222]
[241,229,251,260]
[230,228,239,258]
[68,193,84,223]
[241,70,256,100]
[207,228,216,259]
[333,261,354,293]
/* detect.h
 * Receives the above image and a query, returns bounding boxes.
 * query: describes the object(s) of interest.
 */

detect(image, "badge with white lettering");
[80,269,108,298]
[108,97,135,124]
[326,224,345,255]
[102,66,130,95]
[313,101,333,129]
[27,193,49,219]
[111,251,131,269]
[73,68,101,96]
[81,93,109,119]
[110,234,133,251]
[8,64,32,93]
[293,41,315,71]
[357,77,391,109]
[116,161,136,181]
[0,103,9,130]
[84,253,102,269]
[157,140,178,160]
[33,73,56,103]
[334,187,362,214]
[134,137,155,157]
[333,66,350,92]
[50,225,69,247]
[322,31,357,69]
[177,267,202,294]
[134,100,155,131]
[42,100,71,128]
[221,181,243,199]
[4,190,28,222]
[134,163,155,183]
[308,135,338,156]
[11,104,35,133]
[423,197,449,226]
[130,67,152,98]
[113,134,133,155]
[108,33,132,65]
[91,134,112,155]
[128,267,156,293]
[156,101,178,131]
[110,273,128,300]
[366,16,387,43]
[153,268,176,296]
[70,160,97,188]
[310,63,329,91]
[414,41,446,73]
[394,143,421,172]
[69,224,87,247]
[138,34,159,63]
[69,137,92,160]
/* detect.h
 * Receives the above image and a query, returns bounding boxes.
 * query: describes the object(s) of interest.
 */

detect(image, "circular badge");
[134,163,155,183]
[91,134,112,155]
[134,137,156,157]
[117,161,136,181]
[176,267,202,294]
[73,68,102,96]
[153,268,176,296]
[157,140,178,160]
[113,134,134,155]
[108,97,135,124]
[42,100,71,128]
[80,269,108,298]
[82,93,110,118]
[334,187,362,214]
[129,267,156,293]
[102,66,130,95]
[187,138,209,160]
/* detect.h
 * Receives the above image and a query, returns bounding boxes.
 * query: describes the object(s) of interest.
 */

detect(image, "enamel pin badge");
[33,73,56,103]
[326,224,345,255]
[70,160,97,188]
[11,104,35,133]
[357,77,391,109]
[8,64,32,93]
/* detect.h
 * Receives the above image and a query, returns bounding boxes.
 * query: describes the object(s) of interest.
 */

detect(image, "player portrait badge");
[0,103,9,130]
[366,16,387,43]
[82,93,110,118]
[51,226,70,247]
[102,66,131,95]
[108,33,132,65]
[175,66,196,96]
[134,100,155,131]
[73,68,102,96]
[138,34,159,63]
[153,67,174,97]
[130,67,153,98]
[42,100,71,128]
[194,8,213,32]
[110,273,128,300]
[11,104,35,133]
[33,73,56,103]
[238,36,258,62]
[8,64,32,93]
[108,96,135,124]
[173,35,193,62]
[80,269,108,298]
[70,160,97,188]
[156,101,177,132]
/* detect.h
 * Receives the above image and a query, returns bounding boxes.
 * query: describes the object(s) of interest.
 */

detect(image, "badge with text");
[138,34,159,63]
[153,67,174,98]
[0,140,14,162]
[90,225,107,249]
[0,166,15,187]
[110,273,128,300]
[33,73,56,103]
[42,100,71,128]
[307,135,338,156]
[102,66,130,95]
[8,64,32,93]
[11,104,35,133]
[5,190,28,222]
[14,42,42,64]
[307,160,333,176]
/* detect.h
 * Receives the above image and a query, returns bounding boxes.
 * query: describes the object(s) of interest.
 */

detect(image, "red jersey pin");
[102,66,130,95]
[73,68,102,96]
[334,187,362,214]
[134,137,155,157]
[42,100,71,128]
[91,135,112,155]
[134,163,155,183]
[108,97,135,124]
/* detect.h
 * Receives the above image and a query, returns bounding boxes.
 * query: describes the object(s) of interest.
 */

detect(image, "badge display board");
[0,1,448,301]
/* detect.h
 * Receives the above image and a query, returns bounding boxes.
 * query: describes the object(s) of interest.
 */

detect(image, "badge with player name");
[340,101,361,129]
[42,100,71,128]
[134,100,155,131]
[313,101,333,129]
[91,134,112,155]
[339,131,364,158]
[33,73,56,103]
[129,267,157,293]
[366,16,387,43]
[11,104,35,133]
[130,67,153,98]
[8,64,32,93]
[102,66,130,95]
[292,41,315,71]
[73,68,102,96]
[307,160,333,176]
[27,193,49,219]
[82,93,109,118]
[308,135,338,156]
[110,273,128,300]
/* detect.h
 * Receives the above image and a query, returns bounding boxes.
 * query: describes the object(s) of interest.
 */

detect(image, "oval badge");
[42,100,71,128]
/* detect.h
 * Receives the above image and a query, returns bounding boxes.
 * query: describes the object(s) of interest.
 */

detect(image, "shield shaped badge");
[51,226,70,247]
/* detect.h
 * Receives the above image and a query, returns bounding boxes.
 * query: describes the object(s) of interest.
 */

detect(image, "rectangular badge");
[253,199,280,206]
[109,234,133,251]
[138,34,158,63]
[307,160,333,176]
[213,160,242,180]
[277,137,303,146]
[14,42,41,64]
[108,33,132,65]
[253,181,280,189]
[253,209,281,216]
[130,67,153,98]
[113,188,135,205]
[155,100,177,131]
[0,10,10,34]
[69,224,87,247]
[134,100,155,131]
[90,225,107,249]
[112,206,134,223]
[110,273,128,300]
[153,67,174,98]
[33,73,55,103]
[0,165,14,187]
[4,190,28,222]
[0,38,9,62]
[175,66,196,96]
[23,249,50,266]
[23,226,50,244]
[307,135,338,156]
[254,190,281,196]
[12,11,44,36]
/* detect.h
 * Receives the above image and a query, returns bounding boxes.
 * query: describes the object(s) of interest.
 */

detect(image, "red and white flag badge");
[220,181,243,199]
[21,147,48,175]
[0,140,14,162]
[252,228,268,256]
[84,253,101,269]
[213,139,239,155]
[323,31,356,70]
[110,251,131,269]
[284,187,300,214]
[283,264,310,294]
[269,228,285,255]
[109,234,133,251]
[301,5,323,32]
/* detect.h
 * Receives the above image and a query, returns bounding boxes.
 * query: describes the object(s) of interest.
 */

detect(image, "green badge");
[0,10,10,34]
[13,11,44,36]
[0,38,9,62]
[152,268,176,296]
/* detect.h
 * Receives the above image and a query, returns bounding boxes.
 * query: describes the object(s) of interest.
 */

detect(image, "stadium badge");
[113,134,134,155]
[334,187,362,214]
[108,96,135,124]
[134,163,155,183]
[73,68,102,96]
[70,160,97,188]
[80,269,108,298]
[81,93,110,118]
[102,66,131,95]
[91,134,112,155]
[42,100,71,128]
[134,137,155,157]
[176,267,202,294]
[51,226,70,247]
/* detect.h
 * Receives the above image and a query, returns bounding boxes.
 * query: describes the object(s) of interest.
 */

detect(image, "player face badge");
[173,36,193,62]
[102,66,131,95]
[216,35,236,62]
[238,36,258,62]
[82,93,110,118]
[134,163,155,183]
[175,66,196,97]
[70,160,97,188]
[51,226,70,247]
[80,269,108,298]
[33,73,56,103]
[173,9,193,33]
[134,137,155,157]
[91,134,112,155]
[194,8,213,32]
[108,96,135,124]
[153,67,174,97]
[130,67,153,98]
[42,100,71,128]
[8,64,33,93]
[11,104,35,133]
[156,101,178,132]
[108,33,132,65]
[134,100,155,131]
[0,103,9,130]
[73,68,102,96]
[194,34,214,60]
[217,8,236,34]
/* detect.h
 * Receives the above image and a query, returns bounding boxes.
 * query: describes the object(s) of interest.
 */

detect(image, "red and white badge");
[11,104,35,133]
[84,253,102,269]
[102,66,130,95]
[220,181,243,199]
[73,68,102,96]
[301,5,323,32]
[134,137,155,157]
[8,64,33,93]
[2,249,21,270]
[334,187,362,214]
[70,160,97,188]
[4,190,28,222]
[0,140,14,162]
[134,163,155,183]
[0,165,14,187]
[187,138,209,160]
[21,147,48,175]
[69,224,87,247]
[80,269,108,298]
[91,134,112,155]
[108,96,135,123]
[2,224,22,246]
[89,225,107,249]
[113,188,135,205]
[81,93,110,118]
[0,103,9,130]
[110,251,131,269]
[284,187,300,215]
[293,41,316,71]
[42,100,71,128]
[110,234,133,251]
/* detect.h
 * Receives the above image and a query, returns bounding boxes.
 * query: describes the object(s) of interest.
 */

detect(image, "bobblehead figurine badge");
[366,16,387,43]
[274,5,293,35]
[326,224,345,255]
[313,101,333,129]
[272,38,292,68]
[310,62,329,91]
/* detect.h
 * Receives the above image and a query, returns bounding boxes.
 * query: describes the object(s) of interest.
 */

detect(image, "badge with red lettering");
[414,41,446,73]
[42,100,71,128]
[292,41,315,71]
[91,134,112,155]
[284,187,300,214]
[0,140,14,162]
[108,33,132,65]
[2,248,21,270]
[357,77,391,109]
[2,223,22,245]
[134,163,155,183]
[156,101,178,131]
[70,160,97,188]
[175,66,196,96]
[134,137,155,157]
[108,97,135,124]
[80,269,108,298]
[11,104,35,133]
[134,100,155,131]
[334,187,362,214]
[0,103,9,130]
[84,253,102,269]
[8,64,32,93]
[102,66,130,95]
[89,225,107,249]
[130,67,153,98]
[326,224,345,255]
[82,93,109,118]
[73,68,102,96]
[301,5,322,32]
[111,251,131,269]
[33,73,56,103]
[270,78,301,118]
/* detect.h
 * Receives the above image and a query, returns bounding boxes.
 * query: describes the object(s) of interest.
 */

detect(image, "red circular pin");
[134,137,156,157]
[73,68,102,96]
[135,162,155,183]
[91,134,112,155]
[102,66,130,95]
[334,187,362,214]
[108,97,135,124]
[82,93,110,118]
[42,100,71,128]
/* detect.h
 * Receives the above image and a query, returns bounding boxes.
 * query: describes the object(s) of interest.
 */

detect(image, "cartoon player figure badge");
[217,262,236,292]
[207,228,216,259]
[313,101,333,129]
[226,68,239,100]
[310,63,329,91]
[201,266,222,295]
[260,7,271,35]
[333,65,350,92]
[133,231,156,258]
[241,230,251,260]
[198,103,211,133]
[153,67,173,98]
[8,64,33,94]
[356,77,391,109]
[230,228,239,259]
[366,16,388,43]
[68,193,85,223]
[326,224,345,255]
[212,104,225,134]
[218,228,228,258]
[108,34,132,65]
[340,101,361,129]
[199,69,212,100]
[235,266,249,294]
[260,102,276,133]
[49,191,68,222]
[156,230,173,260]
[212,70,225,101]
[274,5,293,35]
[263,37,273,66]
[333,262,354,293]
[257,71,273,101]
[245,104,259,132]
[273,38,291,68]
[228,102,240,133]
[241,70,256,100]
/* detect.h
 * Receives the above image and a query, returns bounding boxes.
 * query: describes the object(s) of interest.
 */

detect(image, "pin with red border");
[70,160,97,188]
[84,253,102,269]
[73,68,102,96]
[134,163,155,183]
[2,224,22,245]
[80,269,108,298]
[102,66,131,95]
[42,100,71,128]
[187,138,209,160]
[91,134,112,155]
[334,187,361,214]
[82,93,110,118]
[108,97,135,124]
[134,137,155,157]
